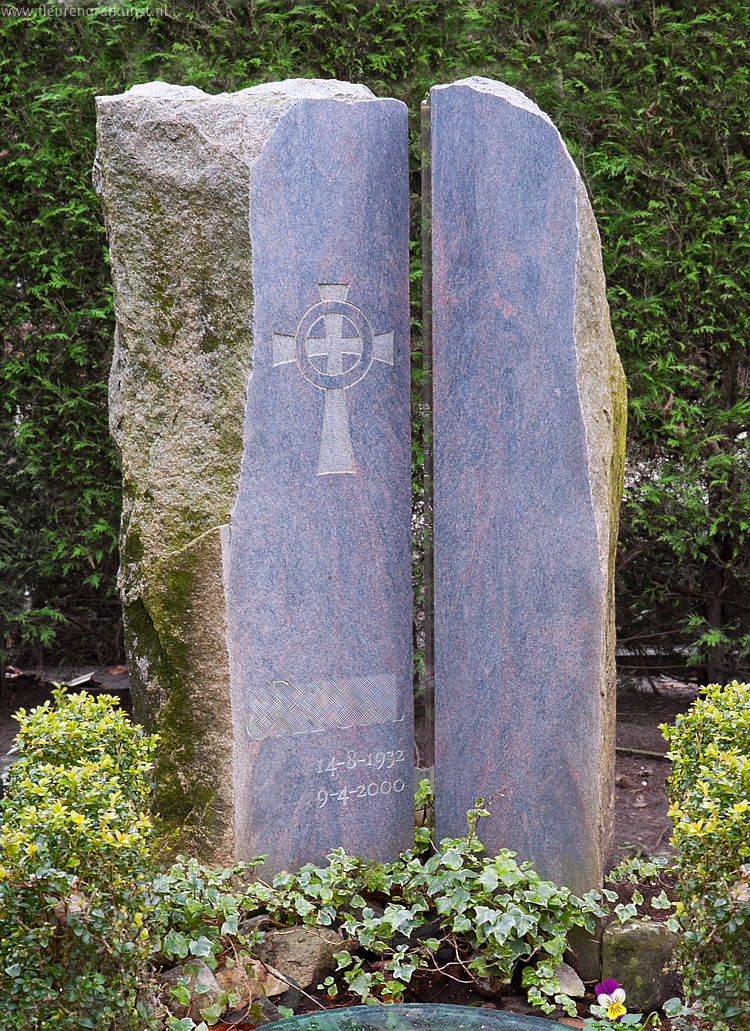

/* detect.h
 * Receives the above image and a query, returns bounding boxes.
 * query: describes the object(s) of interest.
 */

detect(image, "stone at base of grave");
[426,77,626,896]
[159,960,221,1023]
[256,927,347,990]
[552,963,586,998]
[95,79,413,870]
[214,956,288,1005]
[602,919,678,1012]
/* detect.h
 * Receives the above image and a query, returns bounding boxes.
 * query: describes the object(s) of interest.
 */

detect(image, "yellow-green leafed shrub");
[0,689,159,1030]
[662,681,750,1028]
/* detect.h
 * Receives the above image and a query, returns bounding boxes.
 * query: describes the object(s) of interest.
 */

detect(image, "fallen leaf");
[52,891,88,925]
[216,957,288,1002]
[729,877,750,903]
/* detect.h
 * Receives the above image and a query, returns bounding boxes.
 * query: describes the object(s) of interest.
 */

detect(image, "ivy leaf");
[188,935,213,958]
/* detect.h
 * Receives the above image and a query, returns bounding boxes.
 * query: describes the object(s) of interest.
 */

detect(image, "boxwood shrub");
[663,681,750,1028]
[0,689,158,1030]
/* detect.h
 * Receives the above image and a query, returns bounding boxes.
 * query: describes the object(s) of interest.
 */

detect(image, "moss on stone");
[602,919,677,1012]
[120,524,144,565]
[122,527,235,861]
[97,87,287,864]
[607,360,628,579]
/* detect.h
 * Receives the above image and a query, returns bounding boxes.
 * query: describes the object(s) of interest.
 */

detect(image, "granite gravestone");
[425,78,626,895]
[95,79,413,871]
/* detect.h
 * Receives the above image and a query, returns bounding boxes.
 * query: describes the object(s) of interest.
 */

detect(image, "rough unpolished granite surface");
[95,80,282,858]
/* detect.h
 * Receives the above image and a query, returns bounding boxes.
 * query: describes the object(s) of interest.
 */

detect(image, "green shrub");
[147,835,610,1027]
[148,797,614,1024]
[0,690,259,1028]
[262,799,608,1017]
[662,681,750,1028]
[0,689,159,1030]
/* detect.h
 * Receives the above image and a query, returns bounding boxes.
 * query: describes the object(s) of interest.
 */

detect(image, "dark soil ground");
[613,676,700,862]
[0,666,697,1029]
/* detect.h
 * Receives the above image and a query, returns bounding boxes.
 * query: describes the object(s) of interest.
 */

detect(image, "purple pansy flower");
[594,977,620,996]
[594,978,627,1021]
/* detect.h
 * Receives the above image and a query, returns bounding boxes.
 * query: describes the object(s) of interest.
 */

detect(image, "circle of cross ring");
[295,299,374,390]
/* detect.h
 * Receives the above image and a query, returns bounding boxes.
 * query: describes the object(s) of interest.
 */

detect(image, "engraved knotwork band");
[272,284,394,475]
[245,674,404,740]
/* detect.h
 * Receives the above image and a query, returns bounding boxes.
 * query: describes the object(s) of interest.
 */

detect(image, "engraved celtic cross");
[272,284,394,475]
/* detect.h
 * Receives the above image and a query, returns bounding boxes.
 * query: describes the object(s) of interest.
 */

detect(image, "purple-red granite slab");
[226,92,413,874]
[428,78,611,894]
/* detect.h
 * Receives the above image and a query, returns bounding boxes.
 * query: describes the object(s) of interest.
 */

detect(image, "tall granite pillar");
[426,78,626,896]
[95,80,413,871]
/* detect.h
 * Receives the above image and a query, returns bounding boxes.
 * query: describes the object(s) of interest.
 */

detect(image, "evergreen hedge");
[1,0,748,678]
